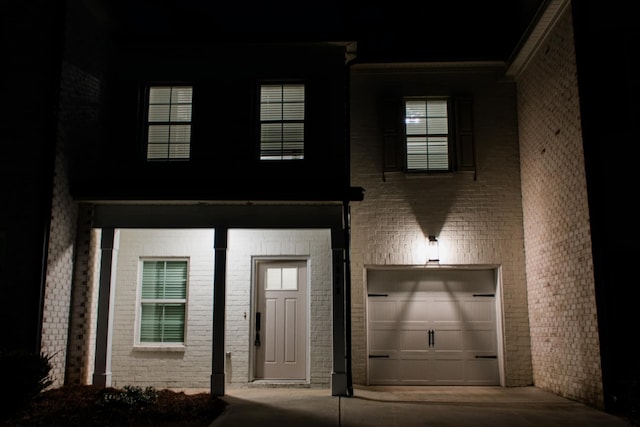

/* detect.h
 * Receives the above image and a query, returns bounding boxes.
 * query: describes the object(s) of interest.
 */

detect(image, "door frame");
[250,256,311,383]
[364,265,505,386]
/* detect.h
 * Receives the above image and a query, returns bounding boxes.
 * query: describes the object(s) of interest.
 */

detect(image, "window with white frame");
[138,260,188,344]
[145,85,193,161]
[404,98,450,171]
[259,83,305,160]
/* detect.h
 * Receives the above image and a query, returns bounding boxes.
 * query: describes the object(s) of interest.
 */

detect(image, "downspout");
[343,43,360,397]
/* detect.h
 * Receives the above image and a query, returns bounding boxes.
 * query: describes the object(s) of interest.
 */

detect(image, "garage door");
[367,268,499,385]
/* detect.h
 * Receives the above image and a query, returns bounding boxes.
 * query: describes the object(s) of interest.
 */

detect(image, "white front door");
[254,260,307,380]
[367,268,499,385]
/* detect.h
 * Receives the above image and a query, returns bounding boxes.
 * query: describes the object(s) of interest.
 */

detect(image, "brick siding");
[515,5,604,408]
[349,63,533,386]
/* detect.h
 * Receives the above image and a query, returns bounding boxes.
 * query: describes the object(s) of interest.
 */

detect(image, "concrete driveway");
[209,385,635,426]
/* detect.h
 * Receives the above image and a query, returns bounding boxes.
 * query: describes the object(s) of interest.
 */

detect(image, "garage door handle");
[475,355,497,359]
[369,355,390,358]
[428,330,435,347]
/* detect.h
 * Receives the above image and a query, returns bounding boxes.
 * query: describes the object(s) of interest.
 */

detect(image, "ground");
[0,384,227,427]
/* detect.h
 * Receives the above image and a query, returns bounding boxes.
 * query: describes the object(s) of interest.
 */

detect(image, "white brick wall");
[349,63,533,386]
[111,229,214,389]
[110,228,332,389]
[515,5,604,408]
[227,229,332,388]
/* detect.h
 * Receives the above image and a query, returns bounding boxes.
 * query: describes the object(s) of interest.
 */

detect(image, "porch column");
[331,228,348,396]
[92,228,119,387]
[211,227,228,396]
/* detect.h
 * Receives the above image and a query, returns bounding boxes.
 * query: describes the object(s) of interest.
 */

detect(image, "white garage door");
[367,268,499,385]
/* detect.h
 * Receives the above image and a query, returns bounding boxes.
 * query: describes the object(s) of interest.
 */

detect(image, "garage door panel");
[367,269,499,386]
[400,299,430,321]
[433,359,465,383]
[400,330,430,351]
[370,330,398,351]
[369,300,397,322]
[460,299,494,321]
[401,359,432,381]
[369,358,399,383]
[430,299,459,321]
[466,359,499,383]
[434,329,463,352]
[465,330,496,352]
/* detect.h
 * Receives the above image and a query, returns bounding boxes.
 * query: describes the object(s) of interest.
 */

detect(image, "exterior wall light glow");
[428,236,439,262]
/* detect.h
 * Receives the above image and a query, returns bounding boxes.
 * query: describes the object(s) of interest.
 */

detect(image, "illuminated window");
[404,98,450,171]
[145,85,192,160]
[265,267,298,290]
[259,83,305,160]
[138,260,188,344]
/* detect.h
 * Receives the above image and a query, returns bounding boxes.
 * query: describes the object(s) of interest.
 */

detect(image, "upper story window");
[145,85,193,161]
[404,98,450,171]
[259,83,305,160]
[138,259,188,345]
[381,95,474,175]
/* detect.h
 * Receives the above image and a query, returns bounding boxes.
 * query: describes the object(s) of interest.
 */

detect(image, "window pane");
[406,118,426,135]
[282,268,298,290]
[282,123,303,141]
[148,125,170,143]
[405,101,426,118]
[405,98,449,171]
[162,304,186,342]
[169,125,191,142]
[282,102,304,120]
[140,303,185,343]
[170,104,192,122]
[266,268,282,290]
[261,123,283,142]
[140,304,161,342]
[171,86,192,103]
[261,85,283,103]
[169,143,190,159]
[427,100,447,116]
[149,87,171,104]
[283,84,304,102]
[261,103,282,121]
[141,260,187,299]
[148,105,171,122]
[147,144,169,160]
[427,117,448,134]
[260,83,304,161]
[146,85,192,161]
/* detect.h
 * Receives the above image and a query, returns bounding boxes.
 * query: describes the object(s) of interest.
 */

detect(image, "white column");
[92,228,119,387]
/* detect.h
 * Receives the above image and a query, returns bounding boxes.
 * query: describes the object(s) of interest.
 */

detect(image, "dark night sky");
[103,0,547,61]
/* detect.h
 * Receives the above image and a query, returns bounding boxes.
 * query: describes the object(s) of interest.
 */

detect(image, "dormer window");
[145,85,193,161]
[259,83,305,160]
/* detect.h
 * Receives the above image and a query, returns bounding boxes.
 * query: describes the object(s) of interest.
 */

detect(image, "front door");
[254,260,307,380]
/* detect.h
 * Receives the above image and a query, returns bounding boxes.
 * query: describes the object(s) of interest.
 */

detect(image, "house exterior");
[2,0,638,419]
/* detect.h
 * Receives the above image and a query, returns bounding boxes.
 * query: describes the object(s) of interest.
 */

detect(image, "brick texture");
[515,5,604,408]
[349,63,533,386]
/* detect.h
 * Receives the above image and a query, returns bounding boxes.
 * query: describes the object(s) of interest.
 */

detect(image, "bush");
[98,385,159,412]
[0,349,53,417]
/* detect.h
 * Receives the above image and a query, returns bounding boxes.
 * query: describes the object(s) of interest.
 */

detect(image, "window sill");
[134,345,186,352]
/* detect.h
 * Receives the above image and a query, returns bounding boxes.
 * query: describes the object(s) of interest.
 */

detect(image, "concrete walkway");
[209,385,635,427]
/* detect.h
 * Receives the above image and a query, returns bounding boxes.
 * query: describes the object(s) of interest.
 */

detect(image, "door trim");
[250,256,310,383]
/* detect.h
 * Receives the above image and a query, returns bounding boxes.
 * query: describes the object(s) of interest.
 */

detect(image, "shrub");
[0,349,53,417]
[98,385,159,412]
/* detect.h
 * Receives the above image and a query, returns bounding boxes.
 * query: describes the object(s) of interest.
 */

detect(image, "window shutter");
[379,97,403,172]
[455,96,475,172]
